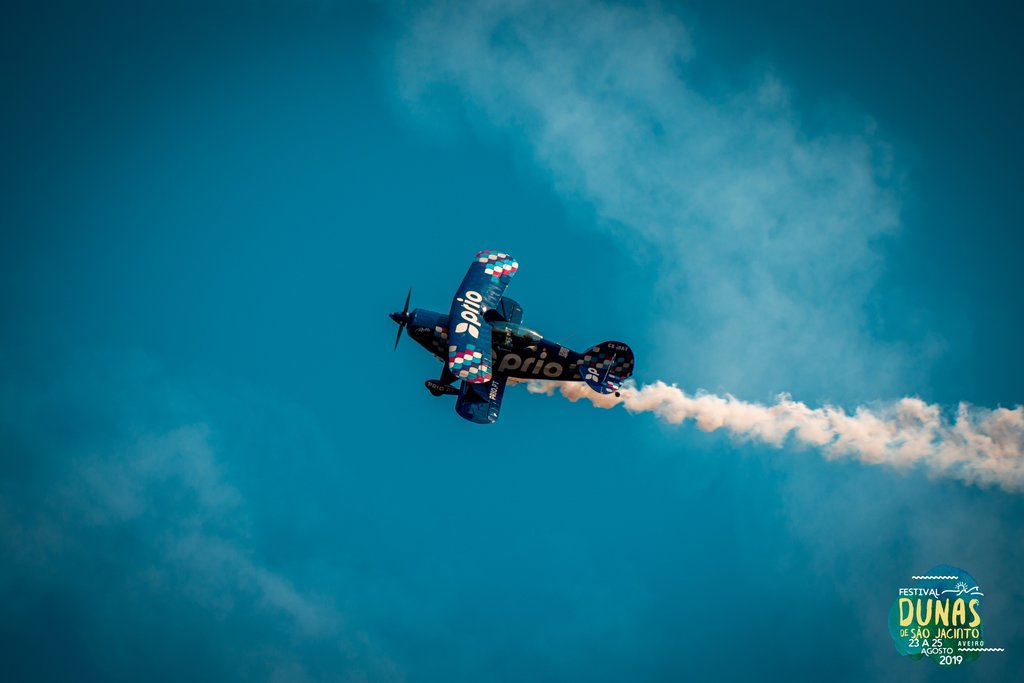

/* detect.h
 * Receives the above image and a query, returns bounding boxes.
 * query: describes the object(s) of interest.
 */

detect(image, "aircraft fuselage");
[405,308,586,382]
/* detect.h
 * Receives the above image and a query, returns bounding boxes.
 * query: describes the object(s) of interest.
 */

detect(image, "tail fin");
[577,341,634,394]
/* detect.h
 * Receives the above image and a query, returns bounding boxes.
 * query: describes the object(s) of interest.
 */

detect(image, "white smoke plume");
[523,380,1024,492]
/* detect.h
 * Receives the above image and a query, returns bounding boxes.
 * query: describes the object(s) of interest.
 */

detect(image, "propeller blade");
[393,288,411,351]
[394,323,405,351]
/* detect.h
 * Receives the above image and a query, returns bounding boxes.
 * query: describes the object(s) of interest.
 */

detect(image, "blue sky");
[1,1,1022,681]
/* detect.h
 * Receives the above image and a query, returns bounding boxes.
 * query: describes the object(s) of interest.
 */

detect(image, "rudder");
[577,341,634,394]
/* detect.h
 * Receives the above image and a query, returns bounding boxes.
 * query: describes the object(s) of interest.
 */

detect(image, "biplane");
[389,251,634,423]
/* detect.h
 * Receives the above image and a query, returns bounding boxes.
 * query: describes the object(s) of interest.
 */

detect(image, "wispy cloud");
[525,380,1024,491]
[0,354,400,682]
[395,0,904,400]
[71,424,339,636]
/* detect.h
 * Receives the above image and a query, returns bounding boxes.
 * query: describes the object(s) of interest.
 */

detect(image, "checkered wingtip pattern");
[448,343,492,383]
[580,346,635,380]
[476,250,519,284]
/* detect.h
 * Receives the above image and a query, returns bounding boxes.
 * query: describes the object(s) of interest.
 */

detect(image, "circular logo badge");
[888,564,1003,666]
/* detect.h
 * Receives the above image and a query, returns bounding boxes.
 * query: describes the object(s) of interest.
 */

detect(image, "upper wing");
[447,251,519,383]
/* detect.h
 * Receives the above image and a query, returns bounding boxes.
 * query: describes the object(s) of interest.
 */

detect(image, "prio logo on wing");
[454,290,484,339]
[498,350,565,378]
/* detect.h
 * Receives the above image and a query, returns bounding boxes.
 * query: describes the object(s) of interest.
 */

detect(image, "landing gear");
[425,364,459,396]
[425,380,459,396]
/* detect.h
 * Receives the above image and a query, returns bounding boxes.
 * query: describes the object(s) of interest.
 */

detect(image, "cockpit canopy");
[491,321,543,342]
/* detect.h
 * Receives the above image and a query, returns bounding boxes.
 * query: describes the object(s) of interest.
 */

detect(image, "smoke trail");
[523,380,1024,491]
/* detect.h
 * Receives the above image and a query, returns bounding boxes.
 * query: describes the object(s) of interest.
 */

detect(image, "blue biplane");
[389,250,635,424]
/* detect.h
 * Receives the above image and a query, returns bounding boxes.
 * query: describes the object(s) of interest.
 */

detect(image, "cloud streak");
[0,353,400,682]
[395,0,904,400]
[72,424,341,636]
[524,380,1024,491]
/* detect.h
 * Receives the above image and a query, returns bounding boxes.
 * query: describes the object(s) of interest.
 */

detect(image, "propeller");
[389,288,412,350]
